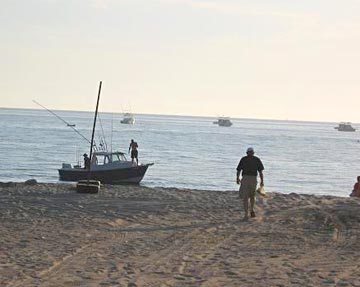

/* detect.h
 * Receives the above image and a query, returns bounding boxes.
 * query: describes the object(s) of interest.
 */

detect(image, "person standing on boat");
[83,153,90,170]
[236,147,264,221]
[91,153,98,166]
[128,139,139,165]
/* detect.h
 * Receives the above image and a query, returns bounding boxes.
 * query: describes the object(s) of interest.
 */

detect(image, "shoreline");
[1,182,360,286]
[0,180,352,198]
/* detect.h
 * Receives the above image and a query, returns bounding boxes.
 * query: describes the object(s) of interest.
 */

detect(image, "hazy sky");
[1,0,360,121]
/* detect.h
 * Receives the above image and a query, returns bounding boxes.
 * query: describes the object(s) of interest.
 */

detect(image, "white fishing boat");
[213,117,233,127]
[334,122,356,132]
[57,82,153,184]
[120,112,135,125]
[59,151,153,184]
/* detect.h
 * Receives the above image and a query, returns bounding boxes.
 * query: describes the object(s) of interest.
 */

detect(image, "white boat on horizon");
[334,122,356,132]
[213,117,233,127]
[120,112,135,125]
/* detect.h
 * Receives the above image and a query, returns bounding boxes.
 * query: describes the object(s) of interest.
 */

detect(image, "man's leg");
[243,196,249,220]
[250,180,257,217]
[136,157,138,166]
[240,177,250,220]
[250,196,255,217]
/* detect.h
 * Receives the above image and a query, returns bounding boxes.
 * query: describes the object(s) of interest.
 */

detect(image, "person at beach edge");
[128,139,139,166]
[236,147,264,220]
[350,176,360,197]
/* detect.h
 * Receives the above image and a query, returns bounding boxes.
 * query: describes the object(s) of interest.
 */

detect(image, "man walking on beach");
[236,147,264,221]
[128,139,139,165]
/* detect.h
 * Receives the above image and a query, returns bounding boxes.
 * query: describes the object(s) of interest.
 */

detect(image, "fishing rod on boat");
[32,100,92,145]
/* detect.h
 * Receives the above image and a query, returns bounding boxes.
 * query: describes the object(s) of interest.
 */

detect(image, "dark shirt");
[354,182,360,191]
[84,157,90,169]
[237,156,264,176]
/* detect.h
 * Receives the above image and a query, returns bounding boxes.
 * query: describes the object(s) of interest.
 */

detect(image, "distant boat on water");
[67,123,76,127]
[213,117,233,127]
[120,112,135,125]
[334,122,356,132]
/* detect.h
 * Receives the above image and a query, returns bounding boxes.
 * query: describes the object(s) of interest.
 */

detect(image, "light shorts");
[239,175,257,199]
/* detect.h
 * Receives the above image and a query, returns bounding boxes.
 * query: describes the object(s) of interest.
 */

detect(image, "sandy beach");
[1,182,360,287]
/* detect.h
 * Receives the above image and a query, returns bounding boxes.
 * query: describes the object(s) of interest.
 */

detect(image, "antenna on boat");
[32,100,92,145]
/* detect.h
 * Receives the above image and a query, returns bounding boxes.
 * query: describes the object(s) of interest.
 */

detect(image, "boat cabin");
[61,151,134,171]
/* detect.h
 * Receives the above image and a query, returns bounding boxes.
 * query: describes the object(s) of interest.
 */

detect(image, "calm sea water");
[0,108,359,197]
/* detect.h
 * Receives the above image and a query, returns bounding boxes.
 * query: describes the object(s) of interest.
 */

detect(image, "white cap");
[247,147,254,153]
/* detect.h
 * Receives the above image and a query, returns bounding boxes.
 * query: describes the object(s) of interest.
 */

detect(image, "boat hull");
[334,123,356,132]
[218,122,232,127]
[120,119,135,124]
[214,121,232,127]
[335,127,356,132]
[58,164,151,184]
[120,118,135,125]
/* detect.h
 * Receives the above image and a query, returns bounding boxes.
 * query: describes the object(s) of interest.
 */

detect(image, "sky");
[1,0,360,122]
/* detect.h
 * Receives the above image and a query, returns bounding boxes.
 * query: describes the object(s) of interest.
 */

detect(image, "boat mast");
[89,81,102,162]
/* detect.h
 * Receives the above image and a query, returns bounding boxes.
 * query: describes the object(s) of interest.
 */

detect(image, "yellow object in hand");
[256,185,266,197]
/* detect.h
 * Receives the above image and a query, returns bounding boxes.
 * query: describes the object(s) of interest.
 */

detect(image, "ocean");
[0,108,358,197]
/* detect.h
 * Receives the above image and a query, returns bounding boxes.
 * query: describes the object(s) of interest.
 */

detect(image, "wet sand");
[1,182,360,286]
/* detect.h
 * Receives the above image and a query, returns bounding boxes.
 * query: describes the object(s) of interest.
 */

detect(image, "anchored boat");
[120,112,135,125]
[334,122,356,132]
[59,151,153,184]
[58,82,153,184]
[213,117,233,127]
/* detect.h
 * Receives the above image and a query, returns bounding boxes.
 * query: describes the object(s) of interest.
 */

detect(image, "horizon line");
[0,106,353,125]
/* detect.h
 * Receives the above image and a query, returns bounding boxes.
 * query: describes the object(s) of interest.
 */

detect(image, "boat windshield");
[112,153,127,162]
[92,152,127,165]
